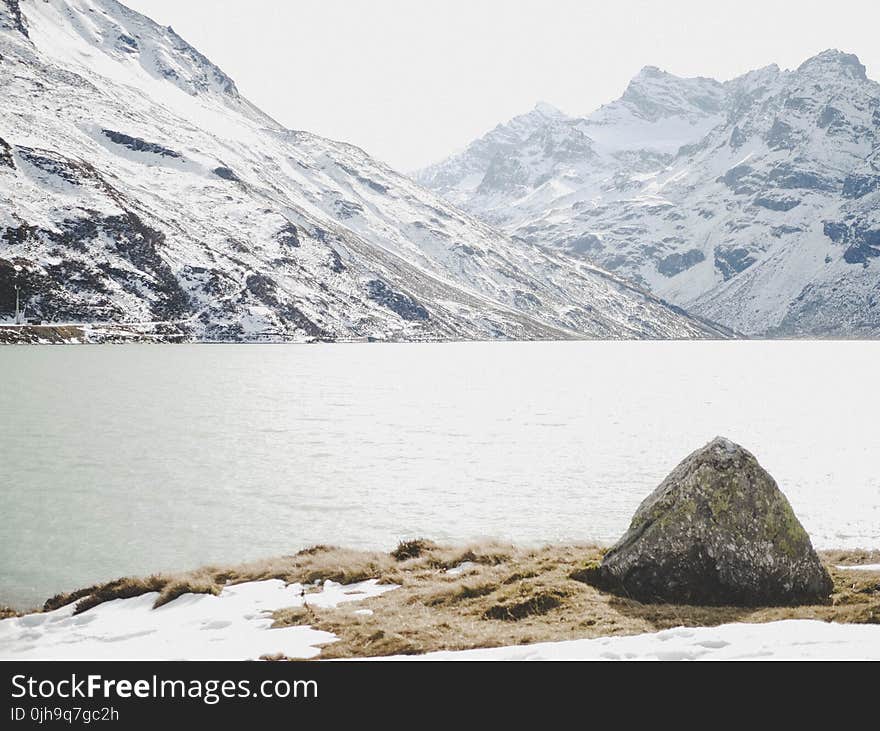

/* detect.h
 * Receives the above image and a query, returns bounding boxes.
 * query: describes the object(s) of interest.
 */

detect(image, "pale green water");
[1,341,878,609]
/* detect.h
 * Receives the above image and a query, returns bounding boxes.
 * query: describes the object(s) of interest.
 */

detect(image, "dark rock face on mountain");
[0,0,27,37]
[586,438,833,606]
[102,129,181,158]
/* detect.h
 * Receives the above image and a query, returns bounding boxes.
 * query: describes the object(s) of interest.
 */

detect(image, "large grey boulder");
[587,437,833,606]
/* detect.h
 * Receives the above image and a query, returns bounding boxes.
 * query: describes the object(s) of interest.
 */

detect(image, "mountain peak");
[420,48,880,338]
[634,65,667,79]
[796,49,867,81]
[618,65,724,122]
[532,101,565,118]
[10,0,245,102]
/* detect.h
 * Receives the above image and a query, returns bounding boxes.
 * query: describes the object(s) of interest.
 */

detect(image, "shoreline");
[4,543,879,615]
[7,324,880,345]
[2,542,878,659]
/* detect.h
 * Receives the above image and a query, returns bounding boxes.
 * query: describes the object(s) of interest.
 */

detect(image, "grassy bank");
[10,542,880,658]
[270,543,880,658]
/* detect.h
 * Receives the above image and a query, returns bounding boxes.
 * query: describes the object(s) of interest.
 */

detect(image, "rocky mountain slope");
[0,0,723,342]
[418,51,880,337]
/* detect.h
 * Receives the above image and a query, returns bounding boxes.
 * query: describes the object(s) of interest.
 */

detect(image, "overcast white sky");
[124,0,880,172]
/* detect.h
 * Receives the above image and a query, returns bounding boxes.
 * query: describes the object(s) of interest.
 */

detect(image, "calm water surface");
[1,341,878,608]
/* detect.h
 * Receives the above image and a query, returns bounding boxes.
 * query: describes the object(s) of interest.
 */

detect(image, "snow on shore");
[379,620,880,660]
[3,579,879,661]
[0,579,395,661]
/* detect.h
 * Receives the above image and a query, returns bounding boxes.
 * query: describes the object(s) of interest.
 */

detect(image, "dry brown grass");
[269,544,880,658]
[391,539,435,561]
[40,544,401,614]
[25,542,880,659]
[820,548,880,566]
[154,577,221,608]
[44,578,171,614]
[0,606,20,620]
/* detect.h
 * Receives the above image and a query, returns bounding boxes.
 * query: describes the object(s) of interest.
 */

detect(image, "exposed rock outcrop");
[585,438,833,606]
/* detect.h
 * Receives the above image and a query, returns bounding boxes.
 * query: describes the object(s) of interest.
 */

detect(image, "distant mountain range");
[418,51,880,337]
[0,0,724,342]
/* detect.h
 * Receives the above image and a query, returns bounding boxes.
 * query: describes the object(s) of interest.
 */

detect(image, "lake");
[1,341,878,609]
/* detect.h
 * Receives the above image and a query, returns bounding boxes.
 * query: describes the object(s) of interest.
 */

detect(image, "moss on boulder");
[585,437,833,606]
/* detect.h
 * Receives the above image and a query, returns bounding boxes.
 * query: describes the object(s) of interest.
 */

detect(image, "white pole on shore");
[13,265,23,325]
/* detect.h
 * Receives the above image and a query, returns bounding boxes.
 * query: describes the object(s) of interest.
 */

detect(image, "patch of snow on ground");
[0,579,396,661]
[377,621,880,661]
[836,564,880,572]
[445,562,477,576]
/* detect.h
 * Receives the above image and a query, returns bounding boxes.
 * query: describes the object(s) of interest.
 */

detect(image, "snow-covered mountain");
[0,0,723,342]
[419,69,725,227]
[418,51,880,337]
